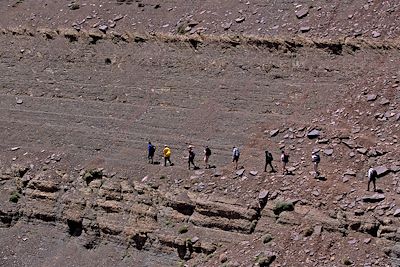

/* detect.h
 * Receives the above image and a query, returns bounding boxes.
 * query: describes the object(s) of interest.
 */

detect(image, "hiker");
[188,145,197,170]
[147,142,156,164]
[163,145,172,166]
[264,150,275,172]
[311,151,321,177]
[204,146,211,169]
[232,146,240,170]
[367,166,377,192]
[280,150,289,175]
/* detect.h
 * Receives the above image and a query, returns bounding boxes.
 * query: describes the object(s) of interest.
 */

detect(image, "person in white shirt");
[367,167,377,192]
[232,146,240,170]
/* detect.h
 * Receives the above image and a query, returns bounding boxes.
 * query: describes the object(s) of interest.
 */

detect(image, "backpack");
[205,147,211,156]
[282,153,289,163]
[234,148,240,157]
[312,154,320,163]
[371,169,377,179]
[151,145,156,153]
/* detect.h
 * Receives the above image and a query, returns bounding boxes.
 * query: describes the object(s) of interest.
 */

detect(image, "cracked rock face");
[1,0,400,266]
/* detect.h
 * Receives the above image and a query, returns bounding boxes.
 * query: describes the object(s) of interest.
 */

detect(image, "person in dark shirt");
[147,142,155,164]
[188,146,197,170]
[204,146,211,169]
[264,150,275,172]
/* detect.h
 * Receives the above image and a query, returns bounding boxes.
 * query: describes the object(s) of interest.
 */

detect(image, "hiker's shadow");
[315,175,327,181]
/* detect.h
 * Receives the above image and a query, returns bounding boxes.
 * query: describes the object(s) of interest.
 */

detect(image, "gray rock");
[390,165,400,173]
[362,193,385,203]
[384,111,396,118]
[367,149,379,157]
[259,190,269,201]
[236,169,245,176]
[219,253,228,263]
[221,22,232,30]
[99,25,108,32]
[357,148,368,155]
[300,26,310,32]
[249,171,258,176]
[307,129,320,139]
[312,190,320,197]
[380,98,390,105]
[259,190,269,208]
[270,129,279,137]
[256,251,276,266]
[296,7,309,19]
[366,94,377,101]
[235,17,245,23]
[393,209,400,217]
[314,225,322,236]
[68,2,80,10]
[396,113,400,121]
[364,238,371,244]
[213,170,223,177]
[375,166,390,177]
[372,31,381,38]
[16,99,23,104]
[191,236,199,244]
[324,149,333,156]
[342,139,355,148]
[344,170,356,176]
[113,15,125,21]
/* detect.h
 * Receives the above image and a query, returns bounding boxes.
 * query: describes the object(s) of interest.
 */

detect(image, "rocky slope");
[0,0,400,266]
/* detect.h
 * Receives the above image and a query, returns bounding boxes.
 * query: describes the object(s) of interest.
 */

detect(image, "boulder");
[356,148,368,155]
[295,7,309,19]
[342,139,355,149]
[236,169,245,176]
[249,171,258,176]
[307,129,320,139]
[394,209,400,217]
[314,225,322,236]
[258,190,269,208]
[257,251,276,266]
[379,98,390,105]
[324,149,333,156]
[372,31,381,38]
[300,26,310,32]
[99,25,108,33]
[366,94,377,101]
[375,166,390,177]
[270,129,279,137]
[343,170,356,176]
[390,165,400,173]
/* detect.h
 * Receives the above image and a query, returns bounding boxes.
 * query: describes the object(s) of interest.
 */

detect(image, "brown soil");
[0,1,399,267]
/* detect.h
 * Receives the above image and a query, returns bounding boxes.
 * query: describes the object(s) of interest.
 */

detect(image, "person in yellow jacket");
[163,145,173,166]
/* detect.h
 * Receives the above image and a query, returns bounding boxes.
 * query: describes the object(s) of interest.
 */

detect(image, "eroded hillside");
[0,1,400,267]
